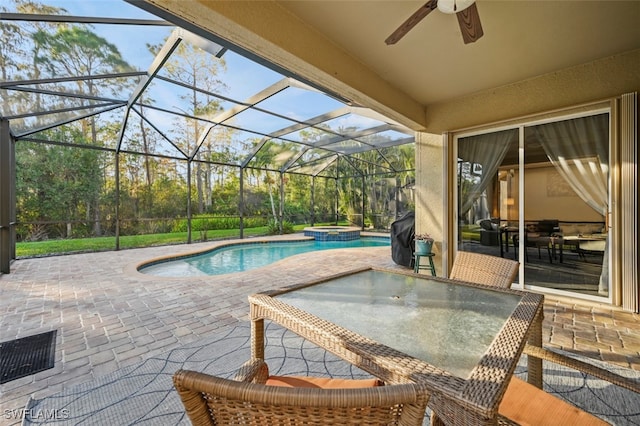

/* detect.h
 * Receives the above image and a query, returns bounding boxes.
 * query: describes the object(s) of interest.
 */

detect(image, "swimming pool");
[139,237,390,277]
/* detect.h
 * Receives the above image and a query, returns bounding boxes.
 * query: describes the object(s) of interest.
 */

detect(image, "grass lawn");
[15,222,348,257]
[461,225,481,242]
[16,227,271,257]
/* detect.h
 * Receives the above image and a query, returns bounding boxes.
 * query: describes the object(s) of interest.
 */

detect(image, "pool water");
[140,238,389,277]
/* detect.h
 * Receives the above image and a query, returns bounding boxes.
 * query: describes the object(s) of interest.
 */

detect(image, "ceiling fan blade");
[385,0,438,45]
[456,2,484,44]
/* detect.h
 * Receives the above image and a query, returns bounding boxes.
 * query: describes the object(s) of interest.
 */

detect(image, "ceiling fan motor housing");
[437,0,475,14]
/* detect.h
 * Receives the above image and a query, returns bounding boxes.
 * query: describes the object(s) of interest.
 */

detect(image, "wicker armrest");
[174,368,430,426]
[523,344,639,393]
[233,358,269,383]
[494,345,636,426]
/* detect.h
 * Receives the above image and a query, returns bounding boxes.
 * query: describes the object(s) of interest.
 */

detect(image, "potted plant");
[415,233,434,255]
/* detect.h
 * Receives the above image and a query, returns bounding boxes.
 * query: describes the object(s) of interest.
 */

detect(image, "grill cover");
[390,212,415,267]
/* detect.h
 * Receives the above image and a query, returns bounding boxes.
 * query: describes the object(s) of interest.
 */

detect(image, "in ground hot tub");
[303,226,361,241]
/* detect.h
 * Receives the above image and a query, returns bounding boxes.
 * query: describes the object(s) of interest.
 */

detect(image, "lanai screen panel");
[221,50,284,102]
[119,109,189,159]
[282,127,339,146]
[15,140,117,240]
[201,128,266,166]
[256,84,345,122]
[23,114,130,150]
[378,145,415,171]
[136,76,239,122]
[1,77,131,114]
[1,1,415,169]
[289,148,338,177]
[244,138,304,171]
[320,113,386,134]
[224,108,298,136]
[7,103,122,139]
[359,129,414,149]
[322,139,370,155]
[1,73,140,138]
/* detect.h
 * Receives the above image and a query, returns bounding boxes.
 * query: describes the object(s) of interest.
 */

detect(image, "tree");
[16,128,106,240]
[0,7,26,111]
[147,37,227,214]
[31,24,132,235]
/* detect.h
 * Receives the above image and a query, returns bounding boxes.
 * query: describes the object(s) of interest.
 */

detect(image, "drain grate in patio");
[0,330,57,384]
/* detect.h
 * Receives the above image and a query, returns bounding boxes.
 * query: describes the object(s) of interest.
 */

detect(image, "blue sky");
[35,0,174,71]
[10,2,300,115]
[2,0,394,140]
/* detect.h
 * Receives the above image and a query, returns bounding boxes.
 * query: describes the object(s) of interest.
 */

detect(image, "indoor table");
[249,267,544,426]
[563,234,607,260]
[499,226,519,257]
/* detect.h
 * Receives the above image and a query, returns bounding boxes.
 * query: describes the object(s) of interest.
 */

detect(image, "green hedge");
[171,216,269,232]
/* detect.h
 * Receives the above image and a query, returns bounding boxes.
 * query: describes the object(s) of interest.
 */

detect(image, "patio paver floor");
[1,234,638,425]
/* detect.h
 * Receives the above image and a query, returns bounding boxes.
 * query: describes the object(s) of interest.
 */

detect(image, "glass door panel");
[522,113,609,297]
[456,129,519,284]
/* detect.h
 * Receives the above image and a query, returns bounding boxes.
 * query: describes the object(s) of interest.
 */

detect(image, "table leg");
[251,317,265,360]
[527,310,543,389]
[554,239,563,263]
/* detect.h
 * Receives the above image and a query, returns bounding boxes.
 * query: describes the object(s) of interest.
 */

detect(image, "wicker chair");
[449,251,519,288]
[495,344,640,425]
[173,359,430,425]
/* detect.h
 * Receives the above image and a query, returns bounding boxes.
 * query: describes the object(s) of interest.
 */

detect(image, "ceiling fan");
[385,0,484,45]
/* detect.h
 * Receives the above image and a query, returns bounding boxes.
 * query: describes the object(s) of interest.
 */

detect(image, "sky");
[2,0,405,147]
[32,0,180,72]
[35,1,355,115]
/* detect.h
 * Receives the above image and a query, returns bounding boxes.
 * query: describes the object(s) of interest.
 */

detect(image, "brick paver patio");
[1,235,638,425]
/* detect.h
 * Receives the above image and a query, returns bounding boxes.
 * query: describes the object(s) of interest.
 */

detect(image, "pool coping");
[134,232,391,279]
[135,236,314,273]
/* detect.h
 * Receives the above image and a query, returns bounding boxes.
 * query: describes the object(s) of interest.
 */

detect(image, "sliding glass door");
[455,111,610,300]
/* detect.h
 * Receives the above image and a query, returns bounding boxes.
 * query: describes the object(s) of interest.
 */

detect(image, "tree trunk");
[196,162,204,213]
[268,184,277,222]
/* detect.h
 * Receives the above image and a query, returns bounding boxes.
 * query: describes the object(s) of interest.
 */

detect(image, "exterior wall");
[415,132,445,275]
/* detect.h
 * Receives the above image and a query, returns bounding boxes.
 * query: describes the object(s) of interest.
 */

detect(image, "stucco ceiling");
[276,0,640,107]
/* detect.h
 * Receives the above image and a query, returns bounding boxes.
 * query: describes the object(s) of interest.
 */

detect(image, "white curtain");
[458,129,517,218]
[536,114,609,216]
[535,113,609,293]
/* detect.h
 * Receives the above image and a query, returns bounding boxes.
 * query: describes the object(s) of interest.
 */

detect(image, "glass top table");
[249,267,544,425]
[277,269,522,378]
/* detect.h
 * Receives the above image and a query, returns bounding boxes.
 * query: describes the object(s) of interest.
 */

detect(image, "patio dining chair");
[429,345,638,426]
[173,358,430,425]
[495,344,640,425]
[449,251,519,288]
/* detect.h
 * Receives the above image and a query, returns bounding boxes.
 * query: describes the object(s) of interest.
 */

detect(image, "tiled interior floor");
[0,235,638,425]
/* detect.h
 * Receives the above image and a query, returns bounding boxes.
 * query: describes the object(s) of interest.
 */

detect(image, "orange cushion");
[499,377,609,426]
[266,375,383,389]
